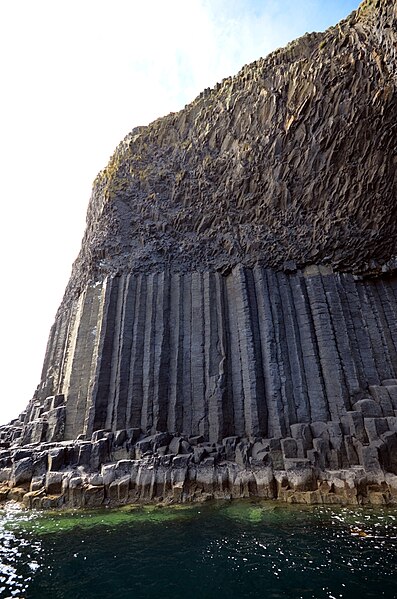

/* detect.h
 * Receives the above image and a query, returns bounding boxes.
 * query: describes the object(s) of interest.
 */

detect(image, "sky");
[0,0,359,425]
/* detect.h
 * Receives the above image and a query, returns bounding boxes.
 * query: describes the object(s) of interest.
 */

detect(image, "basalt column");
[23,266,397,444]
[3,0,397,476]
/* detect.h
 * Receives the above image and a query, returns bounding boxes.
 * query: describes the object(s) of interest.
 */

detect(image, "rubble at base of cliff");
[1,392,397,510]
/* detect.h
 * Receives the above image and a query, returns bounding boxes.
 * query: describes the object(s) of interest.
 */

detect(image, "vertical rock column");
[63,283,105,439]
[28,268,397,444]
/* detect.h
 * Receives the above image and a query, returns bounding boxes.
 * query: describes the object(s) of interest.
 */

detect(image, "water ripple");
[0,502,43,598]
[0,502,395,599]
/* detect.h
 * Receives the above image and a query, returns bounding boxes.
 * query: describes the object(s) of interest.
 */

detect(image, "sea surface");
[0,500,396,599]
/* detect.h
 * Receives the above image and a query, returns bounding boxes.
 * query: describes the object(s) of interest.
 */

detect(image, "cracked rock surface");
[63,0,397,300]
[1,0,397,508]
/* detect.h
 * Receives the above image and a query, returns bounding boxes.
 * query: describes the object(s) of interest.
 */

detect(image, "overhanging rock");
[1,0,397,506]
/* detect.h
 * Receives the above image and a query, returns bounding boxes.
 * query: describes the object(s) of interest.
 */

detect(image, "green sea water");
[0,501,396,598]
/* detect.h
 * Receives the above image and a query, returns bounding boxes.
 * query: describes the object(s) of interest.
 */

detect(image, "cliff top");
[64,0,397,302]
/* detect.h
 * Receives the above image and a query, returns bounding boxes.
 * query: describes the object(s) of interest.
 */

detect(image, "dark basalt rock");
[64,0,397,294]
[1,0,397,507]
[0,426,396,508]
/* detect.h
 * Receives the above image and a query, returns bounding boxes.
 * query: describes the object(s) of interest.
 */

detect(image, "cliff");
[1,0,397,509]
[65,0,397,292]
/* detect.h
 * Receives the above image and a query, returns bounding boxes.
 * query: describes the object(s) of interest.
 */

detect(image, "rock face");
[1,0,397,507]
[65,0,396,288]
[14,268,397,444]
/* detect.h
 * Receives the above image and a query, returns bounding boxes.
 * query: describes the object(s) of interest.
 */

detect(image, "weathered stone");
[126,429,141,444]
[90,439,109,470]
[11,458,33,487]
[156,446,168,457]
[222,437,239,461]
[45,471,64,495]
[111,446,130,462]
[193,446,207,464]
[235,440,250,467]
[312,438,329,468]
[84,484,104,507]
[69,475,83,489]
[46,407,66,442]
[346,411,368,444]
[284,459,316,492]
[7,487,26,502]
[77,443,92,467]
[387,417,397,433]
[42,494,65,509]
[109,476,130,503]
[290,424,313,450]
[269,449,284,470]
[48,447,66,471]
[353,399,382,419]
[188,435,204,446]
[310,422,329,440]
[369,386,395,417]
[151,433,172,449]
[101,463,116,486]
[135,438,153,458]
[89,472,104,486]
[30,475,45,492]
[50,395,65,410]
[32,452,50,478]
[91,430,109,442]
[0,487,9,502]
[67,476,84,507]
[360,445,383,474]
[370,492,390,505]
[252,467,276,498]
[12,449,34,461]
[385,386,397,410]
[180,440,193,455]
[25,421,48,444]
[381,432,397,474]
[172,455,191,469]
[114,429,127,447]
[22,489,45,509]
[344,437,359,467]
[115,459,135,478]
[0,468,12,483]
[364,417,389,443]
[281,438,298,459]
[196,463,215,494]
[168,436,183,455]
[251,441,269,461]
